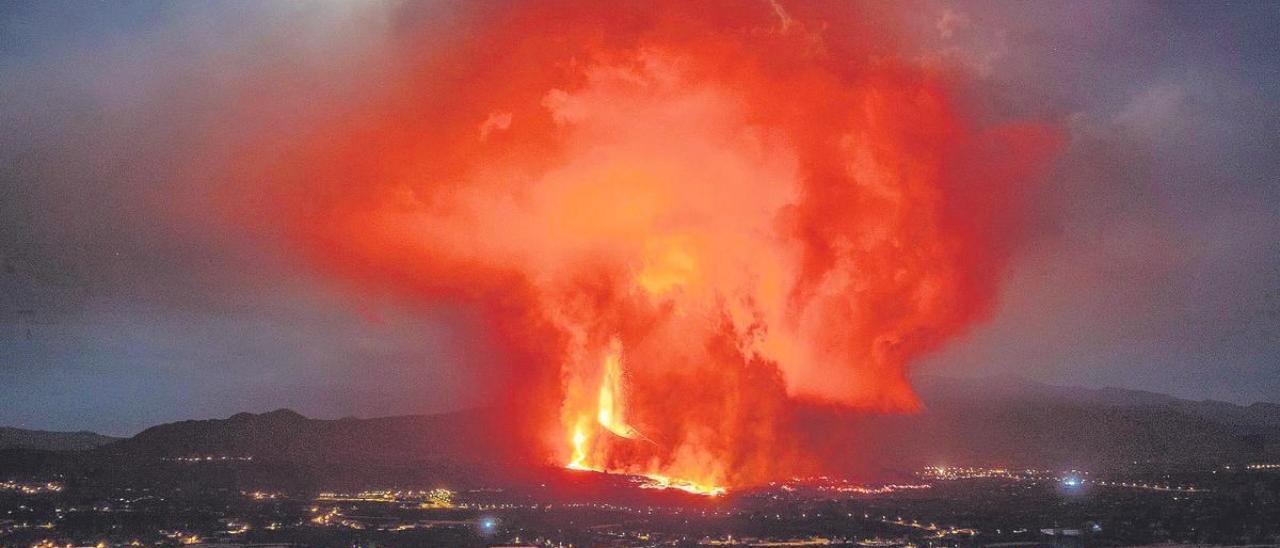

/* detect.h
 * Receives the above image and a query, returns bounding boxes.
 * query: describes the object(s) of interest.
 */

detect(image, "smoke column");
[245,1,1057,491]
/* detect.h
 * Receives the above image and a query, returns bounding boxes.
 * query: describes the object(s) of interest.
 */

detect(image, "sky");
[1,1,1278,436]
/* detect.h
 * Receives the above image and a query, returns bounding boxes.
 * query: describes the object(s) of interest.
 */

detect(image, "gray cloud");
[914,1,1280,404]
[0,2,480,434]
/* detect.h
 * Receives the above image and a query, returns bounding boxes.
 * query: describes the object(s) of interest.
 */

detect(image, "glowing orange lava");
[636,473,727,497]
[595,341,643,442]
[567,422,590,471]
[566,341,726,495]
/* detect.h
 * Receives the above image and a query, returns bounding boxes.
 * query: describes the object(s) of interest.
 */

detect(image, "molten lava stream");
[563,342,726,497]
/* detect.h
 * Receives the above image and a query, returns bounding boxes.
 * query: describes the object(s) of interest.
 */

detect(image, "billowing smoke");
[244,1,1056,489]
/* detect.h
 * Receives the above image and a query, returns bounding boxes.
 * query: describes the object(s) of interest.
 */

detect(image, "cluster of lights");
[553,501,747,518]
[222,520,251,535]
[28,541,145,548]
[918,466,1204,495]
[309,504,495,533]
[161,455,253,462]
[310,507,341,526]
[158,530,201,544]
[701,535,835,545]
[826,484,931,495]
[920,466,1058,481]
[1092,480,1201,492]
[782,477,932,495]
[0,480,64,495]
[315,488,455,507]
[876,515,978,537]
[420,489,456,508]
[1246,463,1280,470]
[243,490,281,500]
[17,470,1216,546]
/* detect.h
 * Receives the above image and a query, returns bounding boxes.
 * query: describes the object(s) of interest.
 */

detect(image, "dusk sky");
[2,1,1278,437]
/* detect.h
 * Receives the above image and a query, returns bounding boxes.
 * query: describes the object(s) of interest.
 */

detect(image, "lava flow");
[567,342,726,495]
[253,1,1057,494]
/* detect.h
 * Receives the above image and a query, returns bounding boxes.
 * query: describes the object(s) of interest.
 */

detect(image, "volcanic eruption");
[250,1,1056,494]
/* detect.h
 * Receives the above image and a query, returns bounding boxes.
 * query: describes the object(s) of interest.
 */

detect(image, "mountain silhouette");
[2,377,1276,488]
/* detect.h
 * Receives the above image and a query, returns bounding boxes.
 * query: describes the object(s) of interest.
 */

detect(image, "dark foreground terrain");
[1,463,1278,547]
[2,377,1279,546]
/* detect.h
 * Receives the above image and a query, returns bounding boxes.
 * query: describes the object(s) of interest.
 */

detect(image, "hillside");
[3,377,1276,488]
[0,426,119,451]
[870,375,1280,469]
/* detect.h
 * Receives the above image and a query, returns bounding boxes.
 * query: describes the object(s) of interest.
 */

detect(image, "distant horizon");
[6,372,1277,439]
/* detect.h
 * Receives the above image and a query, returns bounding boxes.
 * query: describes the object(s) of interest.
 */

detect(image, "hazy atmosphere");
[2,1,1277,438]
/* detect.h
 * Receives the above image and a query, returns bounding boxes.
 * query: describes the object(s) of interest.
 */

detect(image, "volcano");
[243,0,1058,491]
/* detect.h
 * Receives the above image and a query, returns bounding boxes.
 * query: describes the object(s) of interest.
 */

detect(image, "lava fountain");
[251,1,1057,494]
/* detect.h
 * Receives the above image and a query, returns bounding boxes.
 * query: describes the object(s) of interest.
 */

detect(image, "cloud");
[935,8,969,40]
[1,0,1278,440]
[911,3,1280,403]
[478,111,513,141]
[0,2,482,433]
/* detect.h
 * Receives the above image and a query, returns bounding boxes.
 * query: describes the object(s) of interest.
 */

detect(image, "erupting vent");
[260,1,1057,490]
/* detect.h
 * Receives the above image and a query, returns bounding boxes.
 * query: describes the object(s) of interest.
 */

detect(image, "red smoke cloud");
[247,1,1056,490]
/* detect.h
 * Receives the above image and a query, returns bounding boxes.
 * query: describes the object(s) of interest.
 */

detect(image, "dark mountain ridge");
[0,426,120,451]
[107,406,514,465]
[861,375,1280,469]
[915,374,1280,428]
[2,376,1276,489]
[102,376,1280,474]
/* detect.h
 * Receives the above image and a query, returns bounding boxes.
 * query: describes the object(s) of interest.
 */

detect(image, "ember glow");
[259,1,1056,491]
